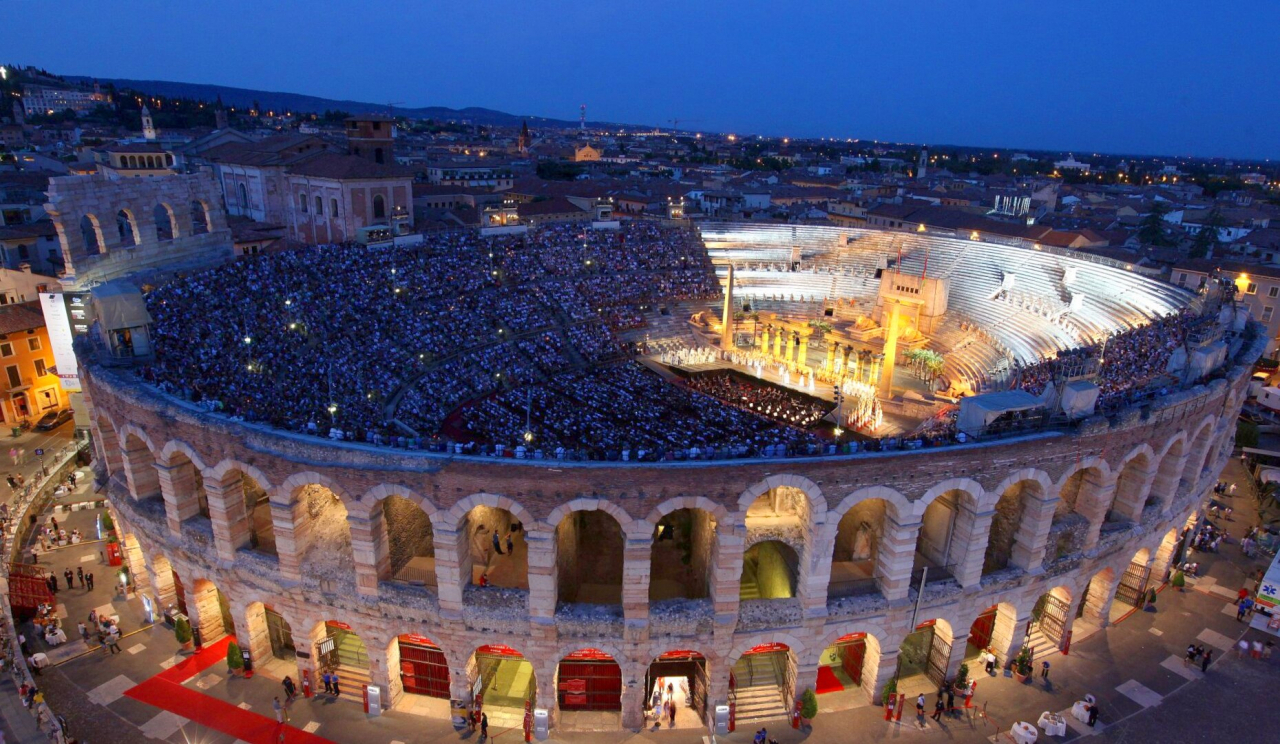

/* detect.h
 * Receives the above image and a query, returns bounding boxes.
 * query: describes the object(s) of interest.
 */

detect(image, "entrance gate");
[320,621,368,670]
[926,629,951,687]
[558,649,621,711]
[968,607,997,652]
[899,621,950,688]
[833,633,866,686]
[1036,593,1070,646]
[399,634,449,698]
[645,650,708,722]
[265,606,295,660]
[1115,561,1151,608]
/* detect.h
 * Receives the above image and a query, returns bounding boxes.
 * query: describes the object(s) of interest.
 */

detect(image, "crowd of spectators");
[145,221,718,443]
[684,372,831,428]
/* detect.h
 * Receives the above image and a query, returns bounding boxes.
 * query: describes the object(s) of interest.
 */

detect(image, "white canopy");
[957,390,1043,437]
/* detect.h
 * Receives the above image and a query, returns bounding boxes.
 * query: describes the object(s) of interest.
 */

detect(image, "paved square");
[86,675,135,706]
[1116,679,1162,708]
[158,657,178,669]
[1209,584,1238,598]
[1148,627,1163,636]
[1221,602,1238,616]
[237,702,252,709]
[193,672,222,690]
[1063,709,1103,736]
[302,721,321,733]
[1159,654,1202,681]
[1197,627,1236,651]
[79,554,96,563]
[139,710,189,740]
[126,643,146,655]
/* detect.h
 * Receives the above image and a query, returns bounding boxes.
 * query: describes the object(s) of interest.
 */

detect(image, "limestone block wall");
[87,330,1259,732]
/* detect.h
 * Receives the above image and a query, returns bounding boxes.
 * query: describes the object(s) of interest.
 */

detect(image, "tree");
[800,688,819,722]
[1137,202,1173,247]
[174,616,192,646]
[227,641,244,672]
[1189,209,1226,259]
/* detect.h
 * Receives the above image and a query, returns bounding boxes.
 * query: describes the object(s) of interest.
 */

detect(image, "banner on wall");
[39,292,81,392]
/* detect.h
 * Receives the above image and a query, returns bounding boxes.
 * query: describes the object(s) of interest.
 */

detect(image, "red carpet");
[815,665,844,694]
[124,635,336,744]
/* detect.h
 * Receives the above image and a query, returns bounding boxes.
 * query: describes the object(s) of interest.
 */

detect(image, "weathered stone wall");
[383,495,434,574]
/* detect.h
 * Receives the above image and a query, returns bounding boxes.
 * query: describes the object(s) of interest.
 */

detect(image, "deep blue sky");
[10,1,1280,160]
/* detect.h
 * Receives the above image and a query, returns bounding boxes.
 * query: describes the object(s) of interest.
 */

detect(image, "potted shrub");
[226,642,245,676]
[954,662,970,693]
[881,677,898,706]
[1012,647,1033,683]
[1144,587,1158,612]
[799,688,818,728]
[174,617,193,652]
[1171,570,1186,592]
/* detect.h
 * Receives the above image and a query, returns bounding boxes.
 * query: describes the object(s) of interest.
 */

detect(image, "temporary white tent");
[957,390,1043,437]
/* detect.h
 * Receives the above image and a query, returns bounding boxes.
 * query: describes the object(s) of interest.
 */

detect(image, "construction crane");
[668,118,703,132]
[386,101,405,117]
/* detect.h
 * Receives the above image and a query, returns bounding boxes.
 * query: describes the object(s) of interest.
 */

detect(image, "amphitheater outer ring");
[86,332,1255,730]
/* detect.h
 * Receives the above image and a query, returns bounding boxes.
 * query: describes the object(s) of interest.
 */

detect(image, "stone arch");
[917,477,987,513]
[644,495,731,529]
[825,486,912,601]
[118,425,161,502]
[1152,432,1188,509]
[153,203,178,241]
[1110,444,1157,523]
[913,480,986,587]
[554,504,626,605]
[91,411,123,476]
[275,477,354,583]
[649,504,719,602]
[79,213,104,254]
[1181,416,1218,496]
[727,632,808,668]
[116,208,140,247]
[190,200,210,234]
[829,485,912,522]
[274,470,354,508]
[202,460,275,560]
[1048,459,1111,561]
[157,439,211,529]
[444,493,536,532]
[983,471,1051,574]
[205,459,274,492]
[158,439,208,472]
[737,475,826,519]
[356,483,437,520]
[368,486,438,587]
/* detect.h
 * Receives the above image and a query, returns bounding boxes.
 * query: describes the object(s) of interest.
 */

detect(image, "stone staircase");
[329,663,372,705]
[733,655,788,726]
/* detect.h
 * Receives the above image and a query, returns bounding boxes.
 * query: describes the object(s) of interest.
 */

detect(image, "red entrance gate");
[399,634,450,698]
[969,606,997,651]
[558,649,621,711]
[835,633,866,685]
[6,563,54,620]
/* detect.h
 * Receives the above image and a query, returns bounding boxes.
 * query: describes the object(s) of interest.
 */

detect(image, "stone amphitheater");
[85,221,1261,733]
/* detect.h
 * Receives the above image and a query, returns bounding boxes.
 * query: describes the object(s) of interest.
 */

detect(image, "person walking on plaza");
[1201,649,1213,672]
[86,571,95,590]
[481,712,489,739]
[282,676,296,702]
[1041,659,1051,680]
[1184,644,1197,667]
[1252,640,1263,659]
[77,622,88,642]
[931,695,945,721]
[331,671,341,697]
[273,696,288,723]
[492,529,503,556]
[1237,597,1252,621]
[1236,639,1250,658]
[64,569,73,590]
[945,686,955,716]
[916,693,925,723]
[77,567,84,587]
[1087,703,1099,727]
[322,671,333,695]
[106,628,121,654]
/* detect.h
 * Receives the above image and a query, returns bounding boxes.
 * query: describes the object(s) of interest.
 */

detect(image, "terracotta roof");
[0,301,45,335]
[286,153,414,180]
[0,221,57,241]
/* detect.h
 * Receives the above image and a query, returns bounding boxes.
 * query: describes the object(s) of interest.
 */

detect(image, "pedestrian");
[331,671,340,697]
[1201,649,1213,672]
[945,686,955,715]
[322,671,333,695]
[77,567,84,587]
[931,695,945,721]
[106,629,121,654]
[1252,640,1263,659]
[77,622,88,642]
[1041,659,1050,680]
[492,530,503,555]
[282,676,296,702]
[915,693,925,723]
[1265,641,1275,661]
[506,534,514,555]
[273,696,287,723]
[86,571,94,590]
[481,712,489,739]
[668,697,676,726]
[1237,639,1250,658]
[19,632,29,656]
[64,569,73,590]
[1237,598,1251,622]
[1184,644,1197,667]
[6,474,16,490]
[466,705,476,732]
[1238,587,1250,602]
[1087,703,1099,727]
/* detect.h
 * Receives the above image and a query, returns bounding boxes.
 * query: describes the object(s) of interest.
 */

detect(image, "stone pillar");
[1111,463,1155,522]
[711,526,745,625]
[949,505,993,589]
[878,302,900,396]
[526,529,558,621]
[349,514,382,598]
[1009,495,1056,572]
[155,461,199,537]
[272,500,304,582]
[435,525,467,619]
[620,668,646,729]
[121,440,160,501]
[1152,450,1188,512]
[240,603,273,667]
[296,623,327,698]
[1080,478,1117,552]
[704,656,732,728]
[1081,571,1122,628]
[1151,532,1180,582]
[825,344,836,373]
[942,631,970,682]
[367,645,392,711]
[876,516,919,602]
[204,476,249,563]
[720,264,736,351]
[622,533,651,630]
[147,559,177,609]
[989,606,1032,666]
[870,648,900,702]
[188,581,225,645]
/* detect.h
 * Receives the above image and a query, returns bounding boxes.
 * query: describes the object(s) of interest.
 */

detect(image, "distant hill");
[65,76,626,130]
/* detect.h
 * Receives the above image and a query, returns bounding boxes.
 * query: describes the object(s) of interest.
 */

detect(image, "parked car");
[35,408,73,431]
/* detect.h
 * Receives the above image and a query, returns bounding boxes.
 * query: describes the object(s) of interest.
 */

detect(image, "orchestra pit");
[84,218,1260,732]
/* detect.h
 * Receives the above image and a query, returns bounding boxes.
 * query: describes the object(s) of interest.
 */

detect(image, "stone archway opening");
[830,499,887,598]
[1110,547,1154,619]
[896,619,954,695]
[190,200,210,234]
[464,504,527,589]
[242,473,275,556]
[80,214,103,254]
[1029,586,1073,652]
[244,602,295,672]
[1181,424,1215,495]
[189,578,234,646]
[741,540,798,601]
[556,648,622,729]
[730,643,794,727]
[294,485,353,583]
[471,644,536,728]
[1151,439,1186,509]
[983,480,1039,575]
[120,433,160,504]
[556,510,624,605]
[1110,453,1152,525]
[154,203,177,241]
[914,492,967,584]
[650,508,716,601]
[315,620,368,701]
[815,632,879,711]
[382,495,435,588]
[390,633,451,717]
[745,486,809,531]
[1049,469,1103,562]
[116,209,139,248]
[645,650,708,728]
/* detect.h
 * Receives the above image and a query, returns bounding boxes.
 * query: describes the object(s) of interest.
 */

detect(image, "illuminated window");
[1247,283,1258,295]
[27,338,40,352]
[34,359,46,377]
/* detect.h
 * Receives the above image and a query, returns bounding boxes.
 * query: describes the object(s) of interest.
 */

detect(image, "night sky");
[9,0,1279,159]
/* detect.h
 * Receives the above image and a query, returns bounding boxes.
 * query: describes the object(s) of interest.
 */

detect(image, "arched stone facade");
[89,348,1254,732]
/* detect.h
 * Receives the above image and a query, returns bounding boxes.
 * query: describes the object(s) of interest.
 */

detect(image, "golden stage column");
[773,329,783,357]
[721,264,736,351]
[878,302,900,396]
[825,343,836,374]
[761,326,771,356]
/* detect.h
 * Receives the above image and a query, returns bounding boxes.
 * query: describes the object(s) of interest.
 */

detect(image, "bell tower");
[141,105,156,141]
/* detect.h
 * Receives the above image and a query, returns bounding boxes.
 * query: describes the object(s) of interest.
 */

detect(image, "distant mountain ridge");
[64,75,628,129]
